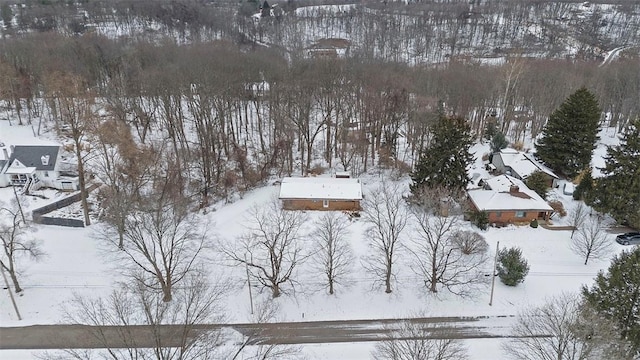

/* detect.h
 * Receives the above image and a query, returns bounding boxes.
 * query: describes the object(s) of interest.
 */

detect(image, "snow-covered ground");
[0,121,628,359]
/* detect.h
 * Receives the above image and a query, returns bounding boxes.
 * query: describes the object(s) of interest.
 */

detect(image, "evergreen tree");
[410,115,474,195]
[525,171,549,200]
[490,131,509,153]
[497,247,530,286]
[592,119,640,228]
[535,87,601,178]
[484,118,498,142]
[573,168,594,202]
[582,247,640,352]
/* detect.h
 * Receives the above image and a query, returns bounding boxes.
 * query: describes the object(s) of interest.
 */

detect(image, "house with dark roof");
[0,145,79,193]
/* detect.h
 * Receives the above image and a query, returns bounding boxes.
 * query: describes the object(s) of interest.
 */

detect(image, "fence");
[32,184,101,228]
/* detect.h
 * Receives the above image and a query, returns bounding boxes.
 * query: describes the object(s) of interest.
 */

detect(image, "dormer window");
[41,155,50,166]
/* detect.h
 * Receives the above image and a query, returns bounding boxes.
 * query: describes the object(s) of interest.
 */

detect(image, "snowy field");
[0,120,629,359]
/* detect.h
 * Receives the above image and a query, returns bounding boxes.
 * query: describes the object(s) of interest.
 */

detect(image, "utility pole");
[489,241,499,306]
[245,254,254,315]
[1,265,22,320]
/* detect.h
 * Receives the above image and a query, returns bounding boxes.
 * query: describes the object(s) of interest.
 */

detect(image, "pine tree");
[484,118,498,142]
[573,168,594,202]
[525,171,549,200]
[535,87,601,178]
[582,247,640,352]
[490,131,509,153]
[497,247,530,286]
[592,119,640,228]
[410,115,474,195]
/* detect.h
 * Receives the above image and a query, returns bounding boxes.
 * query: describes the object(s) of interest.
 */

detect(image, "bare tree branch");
[362,181,408,294]
[224,198,308,298]
[309,212,355,295]
[570,216,612,265]
[0,200,45,293]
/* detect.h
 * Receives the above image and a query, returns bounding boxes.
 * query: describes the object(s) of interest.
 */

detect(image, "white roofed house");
[491,148,559,188]
[279,177,363,211]
[467,175,553,226]
[0,145,79,194]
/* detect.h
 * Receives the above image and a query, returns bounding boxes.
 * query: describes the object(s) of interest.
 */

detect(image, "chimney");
[509,185,519,193]
[2,148,7,160]
[41,155,50,166]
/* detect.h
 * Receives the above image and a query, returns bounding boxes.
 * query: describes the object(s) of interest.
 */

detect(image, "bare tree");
[571,217,612,265]
[44,71,95,226]
[0,200,44,293]
[569,202,589,239]
[408,188,488,295]
[504,293,632,360]
[224,198,308,298]
[109,192,208,302]
[91,118,157,249]
[49,274,228,360]
[230,299,302,360]
[310,212,355,295]
[372,320,469,360]
[362,181,409,294]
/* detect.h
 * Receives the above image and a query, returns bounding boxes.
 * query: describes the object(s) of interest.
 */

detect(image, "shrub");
[525,171,550,200]
[530,218,538,228]
[548,200,567,217]
[309,163,327,176]
[497,247,530,286]
[468,210,489,230]
[512,141,525,151]
[573,168,594,202]
[452,230,489,255]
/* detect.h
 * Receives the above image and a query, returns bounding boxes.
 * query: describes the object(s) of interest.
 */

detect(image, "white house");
[0,144,79,193]
[491,148,559,187]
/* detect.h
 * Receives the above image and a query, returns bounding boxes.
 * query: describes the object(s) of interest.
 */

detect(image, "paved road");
[0,316,530,350]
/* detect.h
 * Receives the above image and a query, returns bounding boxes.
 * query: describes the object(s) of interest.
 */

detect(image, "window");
[44,171,49,177]
[495,212,502,218]
[515,211,527,218]
[323,200,329,208]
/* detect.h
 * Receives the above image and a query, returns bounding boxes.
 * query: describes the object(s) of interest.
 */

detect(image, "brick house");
[279,177,362,211]
[467,175,553,225]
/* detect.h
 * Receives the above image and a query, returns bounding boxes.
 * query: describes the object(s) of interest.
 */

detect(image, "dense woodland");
[0,0,639,207]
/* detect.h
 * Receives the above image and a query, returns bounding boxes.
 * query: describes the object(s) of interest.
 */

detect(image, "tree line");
[0,32,638,204]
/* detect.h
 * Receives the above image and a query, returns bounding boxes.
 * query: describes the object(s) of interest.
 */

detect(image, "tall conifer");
[592,118,640,228]
[410,115,474,195]
[536,87,601,177]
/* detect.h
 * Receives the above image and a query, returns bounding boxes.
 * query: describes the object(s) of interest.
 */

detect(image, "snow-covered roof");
[5,162,37,174]
[468,175,552,212]
[279,177,363,200]
[497,148,558,179]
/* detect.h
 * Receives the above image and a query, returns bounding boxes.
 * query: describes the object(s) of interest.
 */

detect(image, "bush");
[525,171,550,200]
[468,210,489,230]
[530,218,538,228]
[497,247,530,286]
[452,230,488,255]
[573,168,594,202]
[548,200,567,217]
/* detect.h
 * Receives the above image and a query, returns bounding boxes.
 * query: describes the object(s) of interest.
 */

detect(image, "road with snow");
[0,315,543,350]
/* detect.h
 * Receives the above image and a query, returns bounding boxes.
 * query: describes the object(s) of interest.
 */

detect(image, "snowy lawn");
[0,123,628,360]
